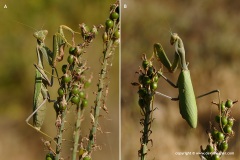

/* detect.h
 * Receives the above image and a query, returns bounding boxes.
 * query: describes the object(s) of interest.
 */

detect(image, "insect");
[25,25,76,140]
[154,32,219,128]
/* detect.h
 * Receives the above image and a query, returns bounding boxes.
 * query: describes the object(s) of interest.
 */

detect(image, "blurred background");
[0,0,119,160]
[121,0,240,160]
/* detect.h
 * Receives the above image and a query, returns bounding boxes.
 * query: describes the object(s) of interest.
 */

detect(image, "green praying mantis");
[154,32,219,128]
[25,25,76,140]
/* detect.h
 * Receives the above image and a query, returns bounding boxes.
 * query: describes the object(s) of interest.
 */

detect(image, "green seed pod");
[63,74,71,83]
[110,12,119,20]
[71,96,80,104]
[153,75,159,82]
[67,55,74,64]
[223,125,232,133]
[225,99,233,108]
[59,102,67,111]
[205,144,214,153]
[46,157,52,160]
[142,60,149,69]
[105,19,114,29]
[113,30,120,39]
[58,88,64,97]
[220,141,228,152]
[220,102,225,111]
[84,80,91,88]
[211,154,220,160]
[71,86,80,95]
[81,99,88,108]
[216,132,224,141]
[78,91,85,99]
[45,153,54,160]
[83,156,91,160]
[150,82,158,90]
[221,116,228,126]
[69,47,76,55]
[212,130,219,141]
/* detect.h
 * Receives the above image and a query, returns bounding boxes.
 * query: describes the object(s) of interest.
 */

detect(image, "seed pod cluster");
[54,42,92,116]
[132,54,161,159]
[201,99,238,160]
[102,3,119,46]
[79,23,103,44]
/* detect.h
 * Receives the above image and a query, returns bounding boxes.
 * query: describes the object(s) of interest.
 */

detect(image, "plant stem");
[86,1,119,154]
[72,103,83,160]
[140,100,152,160]
[87,37,115,153]
[55,109,67,160]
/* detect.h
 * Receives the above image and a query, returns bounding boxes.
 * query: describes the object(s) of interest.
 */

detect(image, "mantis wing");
[178,70,198,128]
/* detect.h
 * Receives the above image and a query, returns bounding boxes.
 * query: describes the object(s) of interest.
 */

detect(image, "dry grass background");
[1,0,240,160]
[121,0,240,160]
[0,1,119,160]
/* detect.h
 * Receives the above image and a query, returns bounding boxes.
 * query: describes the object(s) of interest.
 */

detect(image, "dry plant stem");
[86,1,119,152]
[55,109,67,160]
[87,47,110,152]
[87,31,117,153]
[72,103,83,160]
[140,100,152,160]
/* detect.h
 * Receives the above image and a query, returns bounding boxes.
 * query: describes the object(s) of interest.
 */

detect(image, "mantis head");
[170,32,179,45]
[33,30,48,43]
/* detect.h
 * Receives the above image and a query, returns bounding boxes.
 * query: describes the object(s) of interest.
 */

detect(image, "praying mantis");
[154,32,219,128]
[25,25,76,140]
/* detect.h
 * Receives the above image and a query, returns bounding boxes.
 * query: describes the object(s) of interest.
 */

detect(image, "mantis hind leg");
[197,90,220,101]
[26,96,57,144]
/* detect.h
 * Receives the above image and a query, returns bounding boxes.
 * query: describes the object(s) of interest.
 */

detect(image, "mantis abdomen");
[178,70,197,128]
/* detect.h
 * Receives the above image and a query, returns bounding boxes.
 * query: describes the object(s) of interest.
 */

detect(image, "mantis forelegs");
[154,43,179,73]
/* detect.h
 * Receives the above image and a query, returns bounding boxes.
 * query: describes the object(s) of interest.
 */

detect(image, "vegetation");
[122,1,240,160]
[0,1,119,160]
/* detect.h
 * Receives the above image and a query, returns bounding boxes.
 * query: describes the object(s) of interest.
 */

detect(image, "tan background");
[0,0,119,160]
[121,0,240,160]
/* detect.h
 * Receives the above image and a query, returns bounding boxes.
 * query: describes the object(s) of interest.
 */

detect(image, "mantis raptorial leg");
[26,25,77,142]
